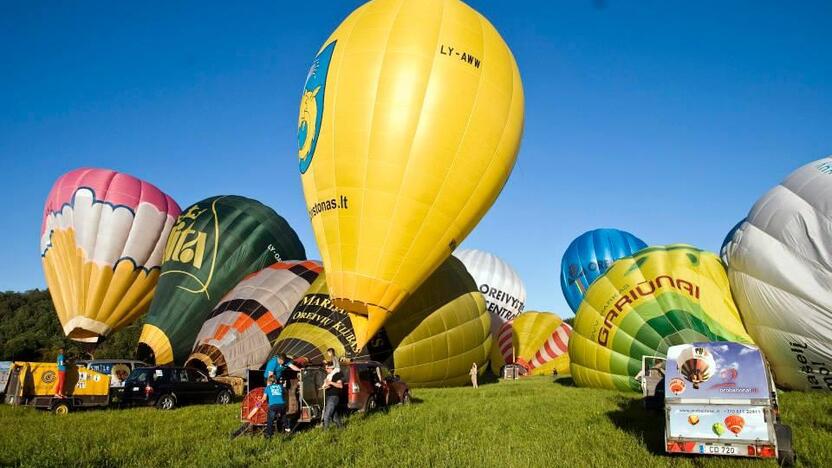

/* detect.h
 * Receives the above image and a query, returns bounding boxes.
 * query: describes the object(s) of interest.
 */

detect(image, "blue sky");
[1,1,830,317]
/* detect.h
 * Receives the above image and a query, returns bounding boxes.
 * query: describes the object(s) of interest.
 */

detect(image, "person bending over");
[263,353,301,381]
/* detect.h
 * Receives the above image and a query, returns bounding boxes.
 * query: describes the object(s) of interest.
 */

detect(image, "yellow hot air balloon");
[297,0,524,345]
[272,257,492,387]
[491,311,572,377]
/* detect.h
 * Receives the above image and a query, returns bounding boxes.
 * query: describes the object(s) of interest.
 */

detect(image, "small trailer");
[502,364,527,380]
[3,362,110,414]
[231,366,327,438]
[654,342,795,466]
[296,366,329,424]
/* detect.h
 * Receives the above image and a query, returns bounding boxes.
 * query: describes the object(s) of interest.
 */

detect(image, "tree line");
[0,289,577,363]
[0,289,140,362]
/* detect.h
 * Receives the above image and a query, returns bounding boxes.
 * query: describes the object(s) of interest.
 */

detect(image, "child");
[55,348,66,398]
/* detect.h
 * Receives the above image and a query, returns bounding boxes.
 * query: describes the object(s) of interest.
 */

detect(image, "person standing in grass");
[262,375,289,438]
[55,348,66,398]
[321,361,344,429]
[470,362,478,389]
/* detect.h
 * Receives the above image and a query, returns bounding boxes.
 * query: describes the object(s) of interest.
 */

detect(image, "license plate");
[698,443,741,456]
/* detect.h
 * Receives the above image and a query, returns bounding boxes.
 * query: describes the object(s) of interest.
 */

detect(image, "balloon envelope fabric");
[271,257,492,387]
[41,168,181,343]
[138,196,306,365]
[569,245,753,392]
[454,249,527,336]
[185,261,322,378]
[560,228,647,314]
[297,0,524,345]
[723,157,832,391]
[496,311,572,377]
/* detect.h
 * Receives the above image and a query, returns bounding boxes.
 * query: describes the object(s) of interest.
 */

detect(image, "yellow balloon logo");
[298,41,335,174]
[298,86,320,161]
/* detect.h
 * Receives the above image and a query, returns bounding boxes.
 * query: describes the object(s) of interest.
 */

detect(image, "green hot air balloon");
[138,196,306,365]
[569,245,754,392]
[272,256,492,387]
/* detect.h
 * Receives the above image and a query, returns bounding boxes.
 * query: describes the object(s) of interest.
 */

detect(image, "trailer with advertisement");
[3,362,111,414]
[661,342,794,465]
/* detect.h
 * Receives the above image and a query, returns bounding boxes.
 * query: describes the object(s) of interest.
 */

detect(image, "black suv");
[121,367,233,410]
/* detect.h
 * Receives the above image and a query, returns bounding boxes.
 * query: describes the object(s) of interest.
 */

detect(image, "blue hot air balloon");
[560,228,647,313]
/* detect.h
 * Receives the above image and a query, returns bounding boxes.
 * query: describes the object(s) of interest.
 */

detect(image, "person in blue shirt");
[261,375,289,438]
[55,348,66,398]
[263,353,301,382]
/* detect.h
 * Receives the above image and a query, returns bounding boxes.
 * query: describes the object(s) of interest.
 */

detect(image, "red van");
[344,360,411,413]
[293,360,411,425]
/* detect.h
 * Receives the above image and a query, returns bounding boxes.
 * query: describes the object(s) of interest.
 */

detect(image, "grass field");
[1,377,830,467]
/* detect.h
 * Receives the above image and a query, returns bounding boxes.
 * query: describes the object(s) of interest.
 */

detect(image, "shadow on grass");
[478,371,500,386]
[405,395,425,405]
[553,377,575,387]
[607,396,666,455]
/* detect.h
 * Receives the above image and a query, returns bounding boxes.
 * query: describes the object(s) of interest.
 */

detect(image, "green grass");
[1,377,830,467]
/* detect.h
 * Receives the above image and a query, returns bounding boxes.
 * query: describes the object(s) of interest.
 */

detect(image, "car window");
[187,368,208,383]
[126,369,151,384]
[358,367,373,382]
[150,369,170,383]
[174,369,189,383]
[379,366,392,379]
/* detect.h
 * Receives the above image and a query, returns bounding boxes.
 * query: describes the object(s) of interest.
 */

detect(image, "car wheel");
[156,394,176,410]
[402,391,411,405]
[216,389,232,405]
[52,401,71,415]
[363,395,377,416]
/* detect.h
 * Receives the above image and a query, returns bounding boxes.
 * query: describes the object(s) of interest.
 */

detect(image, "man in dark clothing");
[321,361,344,429]
[261,375,289,438]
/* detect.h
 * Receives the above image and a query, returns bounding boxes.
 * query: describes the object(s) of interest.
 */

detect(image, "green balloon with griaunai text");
[137,195,306,365]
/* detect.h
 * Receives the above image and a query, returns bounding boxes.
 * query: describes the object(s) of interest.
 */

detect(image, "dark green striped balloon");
[137,196,306,365]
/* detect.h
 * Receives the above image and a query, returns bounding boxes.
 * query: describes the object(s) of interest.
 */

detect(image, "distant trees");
[0,289,582,363]
[0,289,141,361]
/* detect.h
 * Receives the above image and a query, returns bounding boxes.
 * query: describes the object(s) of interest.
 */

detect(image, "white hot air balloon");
[723,157,832,391]
[454,249,527,337]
